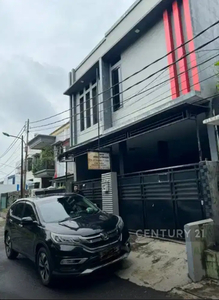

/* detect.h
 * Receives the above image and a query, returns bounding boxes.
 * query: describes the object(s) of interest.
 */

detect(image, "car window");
[23,204,36,221]
[11,202,25,219]
[37,194,99,223]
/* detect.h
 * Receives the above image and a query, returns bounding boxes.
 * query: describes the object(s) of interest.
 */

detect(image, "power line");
[53,61,219,142]
[0,125,25,159]
[29,20,219,126]
[31,47,219,131]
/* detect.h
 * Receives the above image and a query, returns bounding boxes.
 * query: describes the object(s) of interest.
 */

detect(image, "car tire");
[37,247,54,287]
[5,233,19,260]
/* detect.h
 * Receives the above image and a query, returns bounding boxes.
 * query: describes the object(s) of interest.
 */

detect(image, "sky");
[0,0,135,180]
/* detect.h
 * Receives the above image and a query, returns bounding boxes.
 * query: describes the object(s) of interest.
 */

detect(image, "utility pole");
[24,119,29,193]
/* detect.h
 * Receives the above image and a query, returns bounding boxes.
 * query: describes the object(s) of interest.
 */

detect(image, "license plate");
[100,247,120,260]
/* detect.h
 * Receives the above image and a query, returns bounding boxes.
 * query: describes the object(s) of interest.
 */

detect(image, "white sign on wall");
[87,152,111,170]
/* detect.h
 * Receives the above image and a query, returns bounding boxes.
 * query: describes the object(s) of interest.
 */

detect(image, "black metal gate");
[118,164,204,239]
[74,178,102,209]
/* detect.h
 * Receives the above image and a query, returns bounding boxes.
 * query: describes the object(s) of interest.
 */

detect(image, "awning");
[203,115,219,126]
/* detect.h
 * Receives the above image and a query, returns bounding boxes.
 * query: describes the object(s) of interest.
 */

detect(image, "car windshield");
[37,194,99,223]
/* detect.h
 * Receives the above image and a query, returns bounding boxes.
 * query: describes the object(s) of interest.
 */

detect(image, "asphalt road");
[0,225,169,299]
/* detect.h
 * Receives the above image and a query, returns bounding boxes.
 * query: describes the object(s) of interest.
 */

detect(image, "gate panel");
[118,176,144,230]
[118,164,204,239]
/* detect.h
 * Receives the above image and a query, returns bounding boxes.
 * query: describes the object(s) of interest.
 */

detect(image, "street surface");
[0,224,169,299]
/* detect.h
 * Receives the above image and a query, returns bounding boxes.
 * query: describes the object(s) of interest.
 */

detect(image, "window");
[111,66,122,112]
[78,80,98,131]
[92,86,98,125]
[23,203,36,221]
[80,96,85,131]
[86,92,91,128]
[11,202,25,218]
[37,195,98,223]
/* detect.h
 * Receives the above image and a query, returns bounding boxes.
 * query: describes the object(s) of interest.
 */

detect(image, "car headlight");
[51,232,81,245]
[116,216,124,231]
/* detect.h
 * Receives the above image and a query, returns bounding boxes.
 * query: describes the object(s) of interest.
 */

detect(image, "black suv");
[4,193,130,286]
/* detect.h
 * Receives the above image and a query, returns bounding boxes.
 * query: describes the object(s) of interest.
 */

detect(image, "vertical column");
[99,58,112,130]
[183,0,200,91]
[207,124,219,161]
[163,10,179,99]
[119,141,127,175]
[101,172,119,215]
[172,1,190,94]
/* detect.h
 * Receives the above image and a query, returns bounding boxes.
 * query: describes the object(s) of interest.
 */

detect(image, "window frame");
[110,61,123,112]
[23,202,38,222]
[10,201,26,220]
[77,80,98,132]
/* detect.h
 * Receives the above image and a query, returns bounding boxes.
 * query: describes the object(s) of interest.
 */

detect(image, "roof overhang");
[203,115,219,126]
[28,135,56,150]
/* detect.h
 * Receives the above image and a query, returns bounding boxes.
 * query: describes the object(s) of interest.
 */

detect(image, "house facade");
[59,0,219,234]
[28,122,75,190]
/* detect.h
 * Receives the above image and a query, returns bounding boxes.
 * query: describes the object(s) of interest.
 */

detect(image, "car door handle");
[18,224,23,228]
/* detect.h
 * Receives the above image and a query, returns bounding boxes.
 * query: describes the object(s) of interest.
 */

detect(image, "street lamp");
[2,132,26,198]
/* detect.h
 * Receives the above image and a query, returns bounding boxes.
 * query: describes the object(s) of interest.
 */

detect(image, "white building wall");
[108,19,171,132]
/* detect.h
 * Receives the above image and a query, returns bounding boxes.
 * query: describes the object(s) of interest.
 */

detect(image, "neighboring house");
[26,149,42,189]
[58,0,219,234]
[28,122,75,191]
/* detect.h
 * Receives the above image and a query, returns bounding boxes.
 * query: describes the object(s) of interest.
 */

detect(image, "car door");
[9,201,25,253]
[20,202,38,259]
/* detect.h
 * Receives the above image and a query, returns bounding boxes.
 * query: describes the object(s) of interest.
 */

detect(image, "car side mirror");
[21,216,33,225]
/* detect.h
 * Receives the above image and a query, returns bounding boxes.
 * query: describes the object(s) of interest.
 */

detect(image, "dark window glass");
[12,203,25,218]
[34,182,40,189]
[92,79,96,86]
[85,84,89,91]
[23,204,36,221]
[92,87,98,125]
[86,92,91,128]
[79,90,83,95]
[80,97,84,131]
[37,194,99,223]
[111,67,121,112]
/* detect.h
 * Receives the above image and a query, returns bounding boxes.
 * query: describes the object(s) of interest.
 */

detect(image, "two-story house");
[59,0,219,233]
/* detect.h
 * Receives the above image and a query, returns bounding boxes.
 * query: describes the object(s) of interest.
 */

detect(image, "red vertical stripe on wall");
[163,10,179,99]
[183,0,201,91]
[172,1,190,94]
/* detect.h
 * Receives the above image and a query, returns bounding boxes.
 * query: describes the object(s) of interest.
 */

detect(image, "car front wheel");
[37,247,54,287]
[5,233,19,260]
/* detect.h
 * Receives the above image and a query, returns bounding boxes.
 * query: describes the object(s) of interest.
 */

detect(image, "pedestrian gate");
[118,164,204,238]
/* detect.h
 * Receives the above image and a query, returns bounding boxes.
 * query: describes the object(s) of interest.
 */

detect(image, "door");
[9,202,25,252]
[20,202,38,259]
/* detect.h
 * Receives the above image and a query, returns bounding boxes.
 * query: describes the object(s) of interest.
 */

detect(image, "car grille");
[80,228,121,251]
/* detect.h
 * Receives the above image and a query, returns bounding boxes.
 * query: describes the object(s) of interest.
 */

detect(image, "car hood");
[44,211,119,236]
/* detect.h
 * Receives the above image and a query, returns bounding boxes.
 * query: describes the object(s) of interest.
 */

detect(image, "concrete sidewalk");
[116,235,219,299]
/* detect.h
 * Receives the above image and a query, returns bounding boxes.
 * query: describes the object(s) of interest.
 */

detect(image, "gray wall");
[190,0,219,98]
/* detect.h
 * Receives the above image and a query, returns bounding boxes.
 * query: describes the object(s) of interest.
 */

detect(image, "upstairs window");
[86,92,91,128]
[111,63,122,112]
[80,96,85,131]
[78,80,98,131]
[92,86,98,125]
